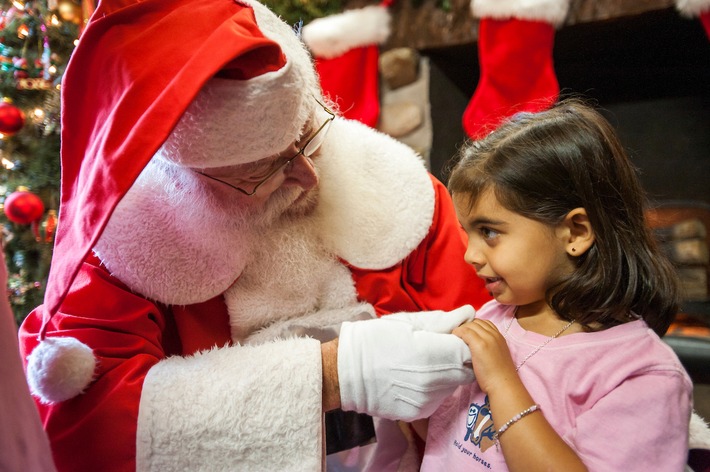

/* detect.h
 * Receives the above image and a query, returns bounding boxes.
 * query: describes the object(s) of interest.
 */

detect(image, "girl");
[420,100,693,471]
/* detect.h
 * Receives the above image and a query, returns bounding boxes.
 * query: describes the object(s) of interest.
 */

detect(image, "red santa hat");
[302,2,392,127]
[463,0,570,139]
[676,0,710,38]
[27,0,321,404]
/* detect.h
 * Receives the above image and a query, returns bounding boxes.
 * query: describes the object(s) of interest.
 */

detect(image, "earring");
[571,248,576,253]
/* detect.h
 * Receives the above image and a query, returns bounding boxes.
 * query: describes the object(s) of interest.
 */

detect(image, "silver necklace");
[503,316,575,371]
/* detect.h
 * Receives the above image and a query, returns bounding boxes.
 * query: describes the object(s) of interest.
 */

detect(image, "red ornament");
[4,189,44,224]
[0,101,26,135]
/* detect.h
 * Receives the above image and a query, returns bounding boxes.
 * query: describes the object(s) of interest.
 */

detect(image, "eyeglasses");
[195,100,335,196]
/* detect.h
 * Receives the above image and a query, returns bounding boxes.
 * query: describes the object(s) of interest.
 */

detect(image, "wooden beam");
[366,0,677,50]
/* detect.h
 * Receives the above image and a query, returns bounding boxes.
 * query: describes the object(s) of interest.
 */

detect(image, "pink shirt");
[421,301,693,471]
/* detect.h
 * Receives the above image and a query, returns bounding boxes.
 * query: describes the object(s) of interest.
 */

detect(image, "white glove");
[337,305,476,421]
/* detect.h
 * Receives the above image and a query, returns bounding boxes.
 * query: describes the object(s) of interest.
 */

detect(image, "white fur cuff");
[137,338,323,471]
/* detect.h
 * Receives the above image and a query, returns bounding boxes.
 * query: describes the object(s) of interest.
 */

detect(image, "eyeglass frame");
[194,100,335,196]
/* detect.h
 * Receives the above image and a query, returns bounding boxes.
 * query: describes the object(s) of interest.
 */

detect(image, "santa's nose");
[284,152,318,191]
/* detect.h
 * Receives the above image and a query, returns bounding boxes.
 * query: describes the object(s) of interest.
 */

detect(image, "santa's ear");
[559,207,594,257]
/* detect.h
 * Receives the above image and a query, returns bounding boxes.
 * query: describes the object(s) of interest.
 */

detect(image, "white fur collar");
[315,117,434,269]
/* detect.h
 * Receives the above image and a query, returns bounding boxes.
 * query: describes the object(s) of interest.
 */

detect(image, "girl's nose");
[464,242,485,270]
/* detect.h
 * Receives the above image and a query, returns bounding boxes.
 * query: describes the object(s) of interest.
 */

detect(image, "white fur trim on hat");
[302,5,391,59]
[26,336,96,404]
[471,0,571,26]
[676,0,710,16]
[160,0,321,168]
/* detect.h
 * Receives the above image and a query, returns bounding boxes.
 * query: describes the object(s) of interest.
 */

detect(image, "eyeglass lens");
[197,101,334,196]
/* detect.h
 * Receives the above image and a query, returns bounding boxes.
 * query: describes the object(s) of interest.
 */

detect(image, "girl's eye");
[480,227,499,240]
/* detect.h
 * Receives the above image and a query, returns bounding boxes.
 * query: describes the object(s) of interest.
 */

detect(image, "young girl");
[419,100,693,471]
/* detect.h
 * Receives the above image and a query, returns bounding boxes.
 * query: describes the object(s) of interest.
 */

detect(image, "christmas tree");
[0,0,84,325]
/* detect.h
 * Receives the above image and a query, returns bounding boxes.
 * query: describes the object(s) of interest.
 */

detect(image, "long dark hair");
[448,99,679,336]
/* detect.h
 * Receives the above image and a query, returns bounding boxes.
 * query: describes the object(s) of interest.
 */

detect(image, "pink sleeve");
[568,370,692,471]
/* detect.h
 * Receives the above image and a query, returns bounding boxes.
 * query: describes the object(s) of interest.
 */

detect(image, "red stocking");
[700,10,710,38]
[303,4,391,127]
[463,17,559,139]
[314,45,381,127]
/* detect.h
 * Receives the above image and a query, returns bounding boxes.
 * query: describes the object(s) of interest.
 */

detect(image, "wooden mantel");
[344,0,678,50]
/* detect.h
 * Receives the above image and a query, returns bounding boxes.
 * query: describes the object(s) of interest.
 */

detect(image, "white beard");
[225,209,371,344]
[94,157,255,305]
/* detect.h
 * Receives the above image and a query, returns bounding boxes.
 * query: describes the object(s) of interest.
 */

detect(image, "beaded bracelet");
[493,404,540,448]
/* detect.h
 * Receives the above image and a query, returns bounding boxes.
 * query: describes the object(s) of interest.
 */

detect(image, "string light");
[1,157,15,169]
[17,24,29,39]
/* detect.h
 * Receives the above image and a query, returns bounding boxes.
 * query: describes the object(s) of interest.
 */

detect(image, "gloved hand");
[337,305,476,421]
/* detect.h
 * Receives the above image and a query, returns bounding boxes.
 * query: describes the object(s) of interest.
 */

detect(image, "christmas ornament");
[0,100,26,135]
[0,54,12,72]
[463,0,570,139]
[12,56,29,79]
[82,0,96,33]
[4,187,44,224]
[43,209,57,242]
[41,36,53,80]
[58,0,83,25]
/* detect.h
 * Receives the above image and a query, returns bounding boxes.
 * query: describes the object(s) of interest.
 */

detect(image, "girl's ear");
[560,208,595,257]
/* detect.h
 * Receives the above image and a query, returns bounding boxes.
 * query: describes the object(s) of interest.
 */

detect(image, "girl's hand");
[453,319,517,396]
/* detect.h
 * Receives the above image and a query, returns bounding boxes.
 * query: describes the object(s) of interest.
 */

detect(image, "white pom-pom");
[26,336,96,404]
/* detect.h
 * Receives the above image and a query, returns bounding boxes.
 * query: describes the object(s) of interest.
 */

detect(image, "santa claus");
[18,0,491,470]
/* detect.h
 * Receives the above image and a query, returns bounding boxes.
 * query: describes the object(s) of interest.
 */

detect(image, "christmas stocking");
[463,0,570,139]
[676,0,710,39]
[302,3,392,127]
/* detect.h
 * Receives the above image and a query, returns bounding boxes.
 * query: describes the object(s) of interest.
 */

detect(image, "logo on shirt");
[463,395,496,452]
